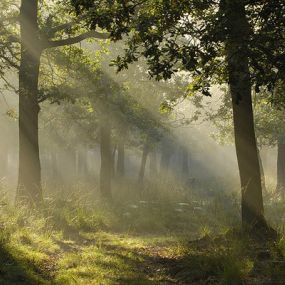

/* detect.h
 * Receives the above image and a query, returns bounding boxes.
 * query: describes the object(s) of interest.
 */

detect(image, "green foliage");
[208,85,285,147]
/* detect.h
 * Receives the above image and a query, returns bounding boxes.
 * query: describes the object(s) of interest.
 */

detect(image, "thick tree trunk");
[276,138,285,198]
[16,0,43,204]
[225,0,269,232]
[100,118,112,200]
[138,144,149,183]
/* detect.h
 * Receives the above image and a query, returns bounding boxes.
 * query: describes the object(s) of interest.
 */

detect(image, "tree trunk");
[276,138,285,198]
[225,0,270,233]
[258,148,266,193]
[116,126,127,178]
[16,0,43,204]
[77,147,87,179]
[117,141,125,177]
[111,144,117,177]
[160,140,172,176]
[181,146,189,178]
[138,144,149,183]
[100,118,112,200]
[149,150,158,179]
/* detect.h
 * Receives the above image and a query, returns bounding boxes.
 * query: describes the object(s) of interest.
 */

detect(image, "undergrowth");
[0,181,284,284]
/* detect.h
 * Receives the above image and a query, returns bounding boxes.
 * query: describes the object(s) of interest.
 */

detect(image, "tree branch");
[47,16,87,36]
[1,55,19,70]
[43,30,109,49]
[45,8,98,37]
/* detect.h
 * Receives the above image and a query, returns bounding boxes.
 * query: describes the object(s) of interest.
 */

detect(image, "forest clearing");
[1,184,285,285]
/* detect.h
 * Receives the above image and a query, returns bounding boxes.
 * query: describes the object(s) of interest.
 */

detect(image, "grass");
[0,181,284,285]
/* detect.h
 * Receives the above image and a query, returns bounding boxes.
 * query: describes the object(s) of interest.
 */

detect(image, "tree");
[99,114,112,199]
[209,85,285,198]
[2,0,109,204]
[223,0,265,231]
[138,142,149,184]
[116,125,127,177]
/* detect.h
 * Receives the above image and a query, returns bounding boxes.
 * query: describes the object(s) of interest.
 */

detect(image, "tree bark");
[100,118,112,200]
[138,144,149,183]
[276,138,285,198]
[225,0,270,232]
[16,0,43,204]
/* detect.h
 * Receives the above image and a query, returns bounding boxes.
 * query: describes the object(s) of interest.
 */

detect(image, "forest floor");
[0,184,285,285]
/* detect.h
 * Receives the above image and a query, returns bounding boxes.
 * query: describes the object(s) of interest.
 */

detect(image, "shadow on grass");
[54,241,166,285]
[2,227,285,285]
[162,234,285,285]
[0,243,52,285]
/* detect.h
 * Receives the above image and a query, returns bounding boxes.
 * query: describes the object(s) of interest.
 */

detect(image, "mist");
[1,1,285,284]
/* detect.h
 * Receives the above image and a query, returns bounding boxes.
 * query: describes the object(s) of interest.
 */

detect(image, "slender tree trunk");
[111,144,117,177]
[160,140,172,176]
[116,126,127,178]
[138,144,149,183]
[16,0,43,204]
[117,141,125,177]
[258,148,266,193]
[276,138,285,198]
[181,146,189,178]
[225,0,270,232]
[77,147,87,179]
[100,118,112,200]
[149,150,158,179]
[71,148,77,182]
